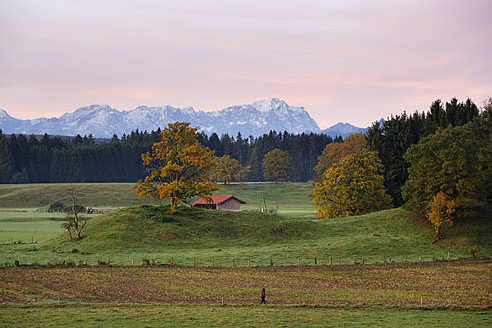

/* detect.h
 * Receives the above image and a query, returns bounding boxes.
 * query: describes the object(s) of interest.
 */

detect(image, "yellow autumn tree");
[427,192,458,241]
[314,133,367,181]
[211,155,241,184]
[311,149,392,219]
[133,122,218,214]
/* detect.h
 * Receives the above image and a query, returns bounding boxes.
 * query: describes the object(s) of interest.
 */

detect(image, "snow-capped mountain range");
[0,98,368,138]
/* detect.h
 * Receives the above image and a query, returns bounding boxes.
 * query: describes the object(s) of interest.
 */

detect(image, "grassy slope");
[0,182,490,266]
[2,205,489,267]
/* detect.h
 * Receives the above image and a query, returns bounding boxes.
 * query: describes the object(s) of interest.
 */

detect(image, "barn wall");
[217,199,241,210]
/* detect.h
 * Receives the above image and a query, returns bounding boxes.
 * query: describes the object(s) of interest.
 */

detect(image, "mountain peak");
[251,98,288,112]
[0,99,323,137]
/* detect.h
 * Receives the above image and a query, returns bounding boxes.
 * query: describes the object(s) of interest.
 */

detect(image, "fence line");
[3,252,478,268]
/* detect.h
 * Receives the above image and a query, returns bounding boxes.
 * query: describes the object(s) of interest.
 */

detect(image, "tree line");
[0,128,335,184]
[311,96,490,240]
[365,97,482,206]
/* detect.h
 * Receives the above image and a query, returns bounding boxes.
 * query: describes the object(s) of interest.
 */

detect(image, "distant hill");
[0,99,370,138]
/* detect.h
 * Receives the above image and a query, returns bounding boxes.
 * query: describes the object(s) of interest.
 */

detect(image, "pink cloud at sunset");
[0,0,490,129]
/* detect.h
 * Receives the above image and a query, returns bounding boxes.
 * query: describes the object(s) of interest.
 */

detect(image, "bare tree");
[62,185,87,240]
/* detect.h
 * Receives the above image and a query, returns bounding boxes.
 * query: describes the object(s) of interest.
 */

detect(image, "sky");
[1,0,491,129]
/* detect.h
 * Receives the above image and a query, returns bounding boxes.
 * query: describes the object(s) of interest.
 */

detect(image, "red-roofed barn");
[192,195,246,211]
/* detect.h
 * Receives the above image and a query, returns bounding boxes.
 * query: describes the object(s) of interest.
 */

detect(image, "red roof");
[193,195,245,205]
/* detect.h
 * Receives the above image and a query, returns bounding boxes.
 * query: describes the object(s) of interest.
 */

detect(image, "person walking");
[260,288,266,305]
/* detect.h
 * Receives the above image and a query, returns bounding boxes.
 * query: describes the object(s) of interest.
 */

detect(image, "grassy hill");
[0,182,490,267]
[59,205,321,250]
[1,204,486,267]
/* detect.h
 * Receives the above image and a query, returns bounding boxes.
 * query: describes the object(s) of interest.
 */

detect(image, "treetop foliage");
[0,129,333,184]
[262,148,293,182]
[133,122,218,214]
[402,116,491,238]
[366,97,482,206]
[312,138,391,219]
[210,155,248,184]
[314,133,366,182]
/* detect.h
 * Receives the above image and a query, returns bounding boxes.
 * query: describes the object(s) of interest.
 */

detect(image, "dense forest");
[0,129,336,184]
[366,97,482,206]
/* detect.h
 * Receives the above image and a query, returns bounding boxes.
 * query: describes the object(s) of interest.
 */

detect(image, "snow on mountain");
[321,122,369,139]
[0,99,368,138]
[0,108,23,131]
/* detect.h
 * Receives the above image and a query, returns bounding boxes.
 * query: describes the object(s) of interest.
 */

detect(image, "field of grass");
[1,304,489,328]
[0,218,64,245]
[0,182,490,327]
[0,182,315,213]
[1,201,490,267]
[0,208,484,267]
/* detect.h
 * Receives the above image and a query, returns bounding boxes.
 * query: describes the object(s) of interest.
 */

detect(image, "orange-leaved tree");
[427,192,458,241]
[133,122,218,214]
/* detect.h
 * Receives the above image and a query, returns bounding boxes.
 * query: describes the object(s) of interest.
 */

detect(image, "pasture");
[0,182,490,327]
[1,304,490,328]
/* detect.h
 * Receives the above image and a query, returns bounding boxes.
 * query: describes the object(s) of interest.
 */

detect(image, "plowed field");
[1,260,490,307]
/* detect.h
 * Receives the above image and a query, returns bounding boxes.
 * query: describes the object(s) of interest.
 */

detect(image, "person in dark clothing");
[260,288,266,304]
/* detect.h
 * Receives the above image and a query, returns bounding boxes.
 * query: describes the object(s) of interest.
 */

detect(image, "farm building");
[192,195,246,211]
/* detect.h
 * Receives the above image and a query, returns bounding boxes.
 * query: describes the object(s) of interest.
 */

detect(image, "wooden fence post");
[330,257,332,265]
[314,258,317,265]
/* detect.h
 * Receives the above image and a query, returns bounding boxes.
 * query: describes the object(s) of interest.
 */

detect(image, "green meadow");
[1,304,490,328]
[0,183,490,327]
[0,182,490,266]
